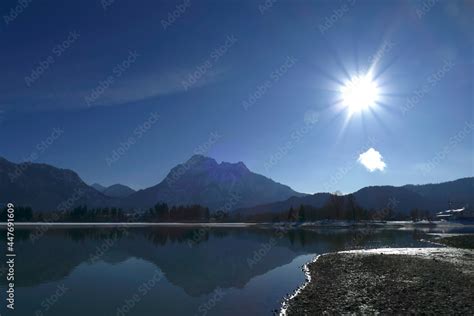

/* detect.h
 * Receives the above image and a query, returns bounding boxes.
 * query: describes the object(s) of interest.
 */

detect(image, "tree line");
[1,195,436,223]
[142,203,211,222]
[237,194,435,222]
[0,203,216,223]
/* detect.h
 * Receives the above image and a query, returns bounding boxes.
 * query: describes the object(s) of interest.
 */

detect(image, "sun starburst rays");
[340,74,380,114]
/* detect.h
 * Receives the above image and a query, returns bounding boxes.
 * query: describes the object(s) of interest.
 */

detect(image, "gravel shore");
[281,247,474,315]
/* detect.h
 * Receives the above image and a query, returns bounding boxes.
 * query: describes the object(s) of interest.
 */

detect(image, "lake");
[0,225,471,315]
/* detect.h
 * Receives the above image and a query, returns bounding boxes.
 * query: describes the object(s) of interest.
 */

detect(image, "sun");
[340,74,379,113]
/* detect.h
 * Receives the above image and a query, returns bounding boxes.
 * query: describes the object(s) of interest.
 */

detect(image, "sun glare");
[341,75,379,113]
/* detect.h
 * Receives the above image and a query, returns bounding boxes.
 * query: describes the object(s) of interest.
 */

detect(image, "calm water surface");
[0,225,470,316]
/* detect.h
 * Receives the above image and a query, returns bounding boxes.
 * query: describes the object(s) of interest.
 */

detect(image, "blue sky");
[0,0,472,193]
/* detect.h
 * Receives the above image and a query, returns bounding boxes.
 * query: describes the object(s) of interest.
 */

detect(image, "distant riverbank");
[1,220,472,229]
[0,222,258,228]
[280,244,474,315]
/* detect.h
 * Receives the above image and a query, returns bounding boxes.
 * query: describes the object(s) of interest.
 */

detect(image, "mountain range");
[0,155,303,212]
[121,155,304,211]
[0,155,472,215]
[91,183,136,198]
[236,177,474,216]
[0,157,115,212]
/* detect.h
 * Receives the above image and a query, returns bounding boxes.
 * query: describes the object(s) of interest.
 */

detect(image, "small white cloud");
[358,148,386,172]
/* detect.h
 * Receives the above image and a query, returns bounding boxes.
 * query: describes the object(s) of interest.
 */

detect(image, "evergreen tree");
[288,206,296,222]
[298,205,306,222]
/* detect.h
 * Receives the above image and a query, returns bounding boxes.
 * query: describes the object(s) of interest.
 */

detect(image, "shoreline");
[280,246,474,315]
[1,220,472,229]
[0,222,259,228]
